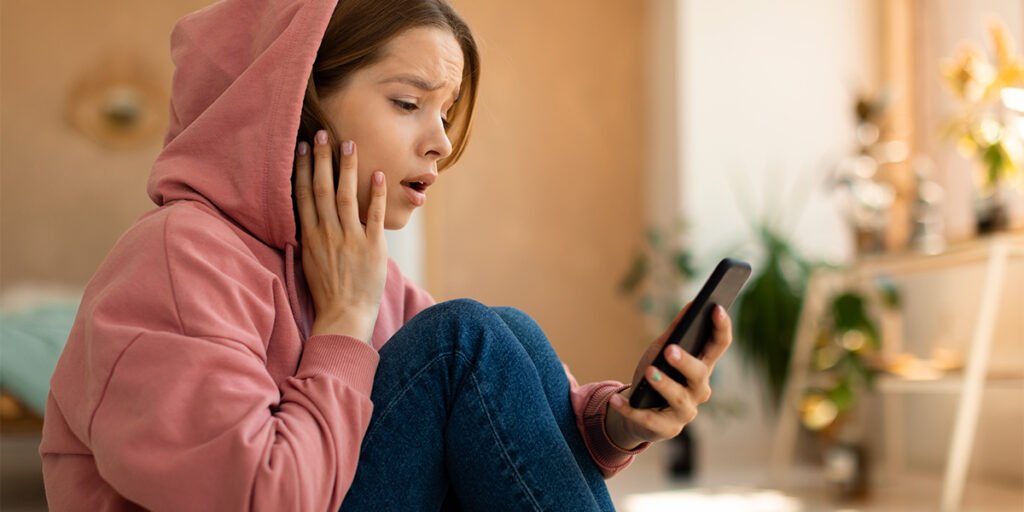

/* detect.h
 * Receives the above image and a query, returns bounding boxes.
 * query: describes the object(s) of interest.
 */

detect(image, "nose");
[421,118,453,162]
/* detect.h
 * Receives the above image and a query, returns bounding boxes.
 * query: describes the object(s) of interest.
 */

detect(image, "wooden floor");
[5,431,1022,511]
[607,442,1024,512]
[0,433,47,512]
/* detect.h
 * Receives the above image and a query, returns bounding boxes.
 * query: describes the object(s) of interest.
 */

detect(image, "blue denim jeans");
[338,299,615,511]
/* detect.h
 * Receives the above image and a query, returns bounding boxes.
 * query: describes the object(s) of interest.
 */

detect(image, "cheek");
[334,105,415,220]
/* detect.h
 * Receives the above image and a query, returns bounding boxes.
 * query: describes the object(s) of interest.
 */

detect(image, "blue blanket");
[0,301,78,415]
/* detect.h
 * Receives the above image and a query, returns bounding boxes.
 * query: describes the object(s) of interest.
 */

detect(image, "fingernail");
[610,394,624,407]
[667,345,682,361]
[315,130,328,145]
[716,305,726,319]
[652,369,662,382]
[342,140,354,155]
[373,171,383,184]
[297,142,308,156]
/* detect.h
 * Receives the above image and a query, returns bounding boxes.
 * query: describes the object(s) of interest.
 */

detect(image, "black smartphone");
[628,257,753,409]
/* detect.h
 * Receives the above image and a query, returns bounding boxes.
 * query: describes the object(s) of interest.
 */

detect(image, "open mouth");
[403,181,428,192]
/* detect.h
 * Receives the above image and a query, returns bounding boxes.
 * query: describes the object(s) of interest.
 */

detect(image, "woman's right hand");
[294,129,388,343]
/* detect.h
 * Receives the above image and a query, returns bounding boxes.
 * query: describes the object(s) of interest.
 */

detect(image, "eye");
[393,99,453,131]
[392,99,418,112]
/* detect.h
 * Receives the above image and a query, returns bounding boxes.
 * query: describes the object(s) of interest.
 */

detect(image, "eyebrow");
[379,74,461,105]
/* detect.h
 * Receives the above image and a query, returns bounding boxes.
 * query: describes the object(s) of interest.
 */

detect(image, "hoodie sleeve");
[85,211,377,511]
[398,277,647,478]
[564,368,651,478]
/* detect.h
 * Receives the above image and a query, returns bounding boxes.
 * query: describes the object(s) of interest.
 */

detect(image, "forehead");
[371,27,464,97]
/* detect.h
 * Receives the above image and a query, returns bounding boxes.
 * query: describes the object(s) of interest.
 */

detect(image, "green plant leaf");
[846,351,877,389]
[832,292,880,348]
[832,293,865,330]
[827,377,855,412]
[876,277,902,308]
[733,230,810,411]
[647,227,663,249]
[638,295,655,315]
[673,250,697,280]
[981,141,1011,185]
[618,252,649,296]
[664,299,684,328]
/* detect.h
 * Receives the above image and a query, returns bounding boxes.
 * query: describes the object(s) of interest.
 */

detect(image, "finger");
[646,365,703,417]
[365,171,387,240]
[609,392,682,441]
[700,305,733,369]
[294,141,318,231]
[633,300,697,390]
[667,348,716,403]
[312,130,340,232]
[336,139,362,234]
[664,346,712,400]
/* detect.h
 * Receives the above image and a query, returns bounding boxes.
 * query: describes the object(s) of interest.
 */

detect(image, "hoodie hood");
[147,0,338,251]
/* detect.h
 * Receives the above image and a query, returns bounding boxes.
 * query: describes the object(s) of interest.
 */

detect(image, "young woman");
[40,0,733,510]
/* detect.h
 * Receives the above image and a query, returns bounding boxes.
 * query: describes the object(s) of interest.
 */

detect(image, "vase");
[975,180,1013,234]
[823,441,869,501]
[668,427,696,480]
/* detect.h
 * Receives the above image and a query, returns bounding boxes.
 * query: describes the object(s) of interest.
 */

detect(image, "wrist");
[311,307,378,343]
[605,394,644,450]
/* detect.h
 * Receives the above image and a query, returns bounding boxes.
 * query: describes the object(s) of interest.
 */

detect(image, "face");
[321,27,464,230]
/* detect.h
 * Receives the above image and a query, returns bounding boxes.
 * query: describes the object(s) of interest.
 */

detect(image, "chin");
[384,213,412,231]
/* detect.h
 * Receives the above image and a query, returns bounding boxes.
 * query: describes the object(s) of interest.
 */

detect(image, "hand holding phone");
[628,258,752,409]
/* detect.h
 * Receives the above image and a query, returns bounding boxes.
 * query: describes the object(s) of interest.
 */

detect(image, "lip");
[402,182,426,207]
[400,172,437,208]
[400,172,437,189]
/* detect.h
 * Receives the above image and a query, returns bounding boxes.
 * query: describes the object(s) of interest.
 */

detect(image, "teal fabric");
[0,301,78,415]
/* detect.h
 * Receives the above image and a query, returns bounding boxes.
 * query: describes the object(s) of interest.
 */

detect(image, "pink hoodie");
[40,0,646,510]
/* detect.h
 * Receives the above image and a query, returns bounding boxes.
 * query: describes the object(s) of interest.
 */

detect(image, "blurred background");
[2,0,1023,511]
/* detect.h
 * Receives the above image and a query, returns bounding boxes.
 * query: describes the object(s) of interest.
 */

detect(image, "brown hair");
[297,0,480,173]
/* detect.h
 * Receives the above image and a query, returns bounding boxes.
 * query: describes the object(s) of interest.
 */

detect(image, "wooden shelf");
[852,232,1024,275]
[875,373,1024,393]
[771,234,1024,512]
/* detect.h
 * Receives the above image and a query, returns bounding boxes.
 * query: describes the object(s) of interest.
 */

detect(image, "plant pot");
[823,441,869,501]
[975,180,1014,234]
[667,427,696,480]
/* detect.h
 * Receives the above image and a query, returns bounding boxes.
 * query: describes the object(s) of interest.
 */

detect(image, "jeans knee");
[412,300,549,357]
[491,307,542,337]
[409,298,505,348]
[422,298,494,322]
[491,307,556,359]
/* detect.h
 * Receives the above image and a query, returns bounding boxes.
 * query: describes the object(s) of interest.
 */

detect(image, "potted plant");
[941,21,1024,233]
[799,281,899,500]
[730,223,814,412]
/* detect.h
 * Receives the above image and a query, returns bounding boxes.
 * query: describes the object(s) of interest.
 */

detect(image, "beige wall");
[1,0,210,288]
[424,1,650,384]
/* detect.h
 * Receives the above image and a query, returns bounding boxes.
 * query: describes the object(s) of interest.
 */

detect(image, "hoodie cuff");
[296,334,380,394]
[582,383,651,472]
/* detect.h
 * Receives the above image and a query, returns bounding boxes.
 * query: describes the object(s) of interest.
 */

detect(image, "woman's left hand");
[604,303,733,449]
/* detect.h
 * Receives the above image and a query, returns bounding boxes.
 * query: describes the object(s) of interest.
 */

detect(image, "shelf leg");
[882,391,905,480]
[940,243,1008,512]
[770,271,834,483]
